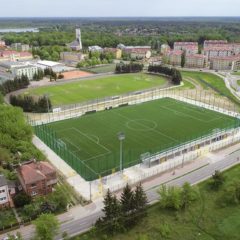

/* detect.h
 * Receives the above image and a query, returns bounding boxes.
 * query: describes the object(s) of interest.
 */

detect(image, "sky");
[0,0,240,17]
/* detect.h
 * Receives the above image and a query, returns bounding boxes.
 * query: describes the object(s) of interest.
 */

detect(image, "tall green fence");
[34,119,240,181]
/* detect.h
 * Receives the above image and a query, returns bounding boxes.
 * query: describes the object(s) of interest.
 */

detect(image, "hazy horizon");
[0,0,240,18]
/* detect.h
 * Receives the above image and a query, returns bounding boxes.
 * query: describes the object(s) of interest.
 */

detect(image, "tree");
[121,183,135,215]
[96,189,123,234]
[181,51,186,68]
[181,182,199,209]
[158,185,182,210]
[211,170,225,190]
[13,192,31,208]
[134,183,148,216]
[34,213,59,240]
[6,232,23,240]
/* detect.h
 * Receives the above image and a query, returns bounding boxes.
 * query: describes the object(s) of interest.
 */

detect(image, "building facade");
[0,50,32,62]
[60,52,85,64]
[210,56,240,71]
[104,48,122,59]
[160,44,170,55]
[203,46,232,61]
[203,40,228,48]
[185,54,206,68]
[11,43,30,52]
[174,42,198,55]
[167,50,183,66]
[17,161,57,197]
[0,175,11,208]
[12,65,38,80]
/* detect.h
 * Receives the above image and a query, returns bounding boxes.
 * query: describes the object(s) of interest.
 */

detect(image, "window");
[31,191,37,196]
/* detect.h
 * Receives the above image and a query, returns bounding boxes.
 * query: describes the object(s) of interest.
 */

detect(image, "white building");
[0,175,11,208]
[88,45,103,52]
[12,64,38,80]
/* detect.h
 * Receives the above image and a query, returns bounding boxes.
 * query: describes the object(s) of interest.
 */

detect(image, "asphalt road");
[56,149,240,240]
[1,149,239,240]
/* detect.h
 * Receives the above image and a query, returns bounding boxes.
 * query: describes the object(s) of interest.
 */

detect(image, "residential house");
[0,50,32,62]
[88,46,103,52]
[17,161,57,197]
[0,175,11,208]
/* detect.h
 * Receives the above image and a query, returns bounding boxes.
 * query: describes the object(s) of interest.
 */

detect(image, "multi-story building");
[203,46,232,61]
[11,43,30,51]
[60,52,85,65]
[167,50,183,66]
[232,44,240,55]
[185,54,206,68]
[17,161,57,197]
[160,44,170,55]
[104,48,122,59]
[0,40,5,48]
[203,40,228,48]
[0,175,11,208]
[174,42,198,55]
[0,50,32,62]
[12,64,38,80]
[122,46,152,59]
[210,55,240,71]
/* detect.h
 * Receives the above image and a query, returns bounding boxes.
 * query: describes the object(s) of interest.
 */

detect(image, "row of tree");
[33,69,44,81]
[115,62,144,74]
[96,183,147,235]
[10,94,52,113]
[0,75,29,95]
[148,65,182,85]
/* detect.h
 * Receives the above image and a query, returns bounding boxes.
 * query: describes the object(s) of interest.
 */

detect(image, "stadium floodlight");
[118,132,125,173]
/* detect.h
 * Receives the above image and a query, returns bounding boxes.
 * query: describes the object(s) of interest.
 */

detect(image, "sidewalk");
[1,141,240,240]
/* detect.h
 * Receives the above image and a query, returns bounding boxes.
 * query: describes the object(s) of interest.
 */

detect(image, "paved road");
[1,149,239,240]
[56,150,240,240]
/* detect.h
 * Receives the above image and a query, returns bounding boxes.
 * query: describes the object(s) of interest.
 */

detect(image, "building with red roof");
[167,50,183,66]
[210,55,240,71]
[174,42,198,55]
[17,161,57,197]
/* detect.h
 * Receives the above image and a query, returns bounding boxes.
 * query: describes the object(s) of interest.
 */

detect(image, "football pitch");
[43,98,238,180]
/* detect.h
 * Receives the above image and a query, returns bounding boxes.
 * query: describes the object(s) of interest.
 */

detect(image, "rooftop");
[0,175,7,187]
[18,161,56,185]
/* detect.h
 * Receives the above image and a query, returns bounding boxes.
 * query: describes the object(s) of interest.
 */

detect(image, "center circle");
[126,119,157,131]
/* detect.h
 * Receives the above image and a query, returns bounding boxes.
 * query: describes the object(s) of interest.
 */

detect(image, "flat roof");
[37,60,62,67]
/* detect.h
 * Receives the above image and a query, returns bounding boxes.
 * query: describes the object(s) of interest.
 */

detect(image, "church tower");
[76,28,82,50]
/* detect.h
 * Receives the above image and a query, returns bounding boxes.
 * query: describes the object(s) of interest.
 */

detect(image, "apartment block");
[185,54,206,68]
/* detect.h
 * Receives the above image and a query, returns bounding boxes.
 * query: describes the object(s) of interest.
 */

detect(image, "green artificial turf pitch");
[46,97,237,178]
[26,73,167,106]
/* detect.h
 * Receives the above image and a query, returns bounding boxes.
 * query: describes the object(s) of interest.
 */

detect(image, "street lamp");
[118,132,125,173]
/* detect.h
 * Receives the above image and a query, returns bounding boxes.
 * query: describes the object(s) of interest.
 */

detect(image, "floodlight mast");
[118,132,125,173]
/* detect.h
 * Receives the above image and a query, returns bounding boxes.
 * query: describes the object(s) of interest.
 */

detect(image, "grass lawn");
[232,71,240,76]
[73,164,240,240]
[42,98,237,180]
[237,80,240,86]
[181,71,240,104]
[0,209,17,230]
[80,64,116,74]
[26,73,168,106]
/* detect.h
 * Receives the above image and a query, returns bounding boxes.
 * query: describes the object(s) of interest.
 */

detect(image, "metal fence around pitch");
[34,119,240,181]
[26,87,239,126]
